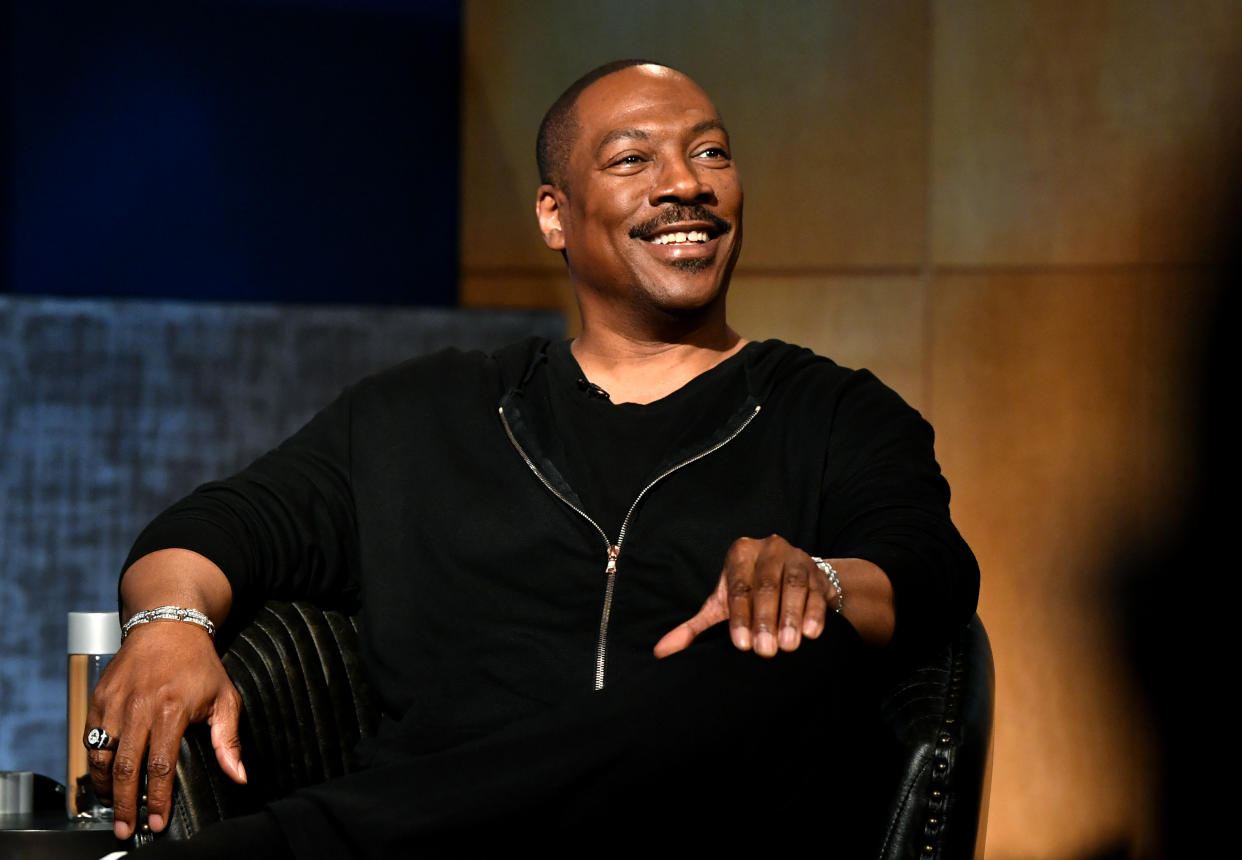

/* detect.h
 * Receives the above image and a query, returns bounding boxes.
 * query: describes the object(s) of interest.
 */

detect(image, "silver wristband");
[121,605,216,641]
[810,557,844,613]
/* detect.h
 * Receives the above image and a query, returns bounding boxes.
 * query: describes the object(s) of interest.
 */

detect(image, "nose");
[649,155,715,206]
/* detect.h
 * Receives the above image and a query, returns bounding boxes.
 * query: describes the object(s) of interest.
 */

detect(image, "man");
[87,60,977,856]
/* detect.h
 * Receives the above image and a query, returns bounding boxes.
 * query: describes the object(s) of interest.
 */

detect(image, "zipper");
[499,402,761,690]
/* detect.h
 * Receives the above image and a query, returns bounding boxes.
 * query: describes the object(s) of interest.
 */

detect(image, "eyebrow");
[594,119,729,156]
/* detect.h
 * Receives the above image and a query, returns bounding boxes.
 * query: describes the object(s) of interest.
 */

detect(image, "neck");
[571,323,748,405]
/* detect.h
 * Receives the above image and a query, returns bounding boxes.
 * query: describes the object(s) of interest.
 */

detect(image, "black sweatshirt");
[125,337,978,750]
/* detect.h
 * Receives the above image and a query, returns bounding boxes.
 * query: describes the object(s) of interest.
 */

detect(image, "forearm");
[120,548,233,626]
[831,557,895,648]
[820,370,979,649]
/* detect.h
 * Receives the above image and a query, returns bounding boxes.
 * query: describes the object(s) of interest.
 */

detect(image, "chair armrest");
[875,615,995,860]
[168,601,379,839]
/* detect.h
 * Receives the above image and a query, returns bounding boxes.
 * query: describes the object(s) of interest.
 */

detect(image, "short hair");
[536,59,674,188]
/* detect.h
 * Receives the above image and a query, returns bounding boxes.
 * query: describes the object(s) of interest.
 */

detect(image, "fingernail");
[756,631,777,656]
[238,761,248,783]
[803,617,822,638]
[779,626,798,650]
[149,813,165,832]
[115,821,132,840]
[732,627,752,650]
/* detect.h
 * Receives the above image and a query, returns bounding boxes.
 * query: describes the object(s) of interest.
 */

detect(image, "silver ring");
[85,726,117,751]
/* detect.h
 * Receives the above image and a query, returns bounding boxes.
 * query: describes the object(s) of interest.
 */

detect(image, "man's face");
[538,65,743,325]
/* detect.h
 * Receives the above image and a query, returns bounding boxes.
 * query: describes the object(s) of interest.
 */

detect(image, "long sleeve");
[817,370,979,651]
[123,384,361,617]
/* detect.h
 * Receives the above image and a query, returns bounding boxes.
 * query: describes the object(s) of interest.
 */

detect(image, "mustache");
[628,205,733,240]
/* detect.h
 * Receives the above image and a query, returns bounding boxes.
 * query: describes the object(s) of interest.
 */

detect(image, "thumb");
[653,591,729,659]
[209,689,247,784]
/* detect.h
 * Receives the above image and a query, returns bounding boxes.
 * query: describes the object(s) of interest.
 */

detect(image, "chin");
[648,283,731,321]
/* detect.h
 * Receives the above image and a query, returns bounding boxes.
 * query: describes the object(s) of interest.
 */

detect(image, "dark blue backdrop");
[4,0,461,305]
[0,0,504,786]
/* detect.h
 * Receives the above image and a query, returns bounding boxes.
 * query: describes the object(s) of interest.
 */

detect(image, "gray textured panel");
[0,296,564,781]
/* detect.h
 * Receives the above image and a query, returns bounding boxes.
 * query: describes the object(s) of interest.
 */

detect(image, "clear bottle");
[66,611,120,820]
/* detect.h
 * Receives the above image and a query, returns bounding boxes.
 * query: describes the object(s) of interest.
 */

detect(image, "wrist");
[810,557,844,613]
[120,548,232,626]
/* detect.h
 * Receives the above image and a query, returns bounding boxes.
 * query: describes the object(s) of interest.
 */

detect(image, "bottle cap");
[67,611,121,655]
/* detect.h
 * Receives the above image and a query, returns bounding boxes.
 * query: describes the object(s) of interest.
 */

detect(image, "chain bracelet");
[121,605,216,640]
[810,557,844,614]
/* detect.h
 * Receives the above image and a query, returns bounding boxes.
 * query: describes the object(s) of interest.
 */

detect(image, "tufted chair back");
[166,602,378,838]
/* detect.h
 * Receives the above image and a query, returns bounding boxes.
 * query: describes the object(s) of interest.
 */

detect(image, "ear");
[536,184,566,251]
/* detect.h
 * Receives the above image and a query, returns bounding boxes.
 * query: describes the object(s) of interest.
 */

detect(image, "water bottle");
[66,611,120,820]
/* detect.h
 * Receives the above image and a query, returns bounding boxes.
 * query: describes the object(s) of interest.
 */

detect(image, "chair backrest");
[169,602,375,839]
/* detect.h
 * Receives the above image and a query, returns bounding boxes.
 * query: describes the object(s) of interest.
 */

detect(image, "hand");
[654,535,840,659]
[85,622,245,840]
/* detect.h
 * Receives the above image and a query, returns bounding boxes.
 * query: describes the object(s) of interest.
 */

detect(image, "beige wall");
[461,2,1241,857]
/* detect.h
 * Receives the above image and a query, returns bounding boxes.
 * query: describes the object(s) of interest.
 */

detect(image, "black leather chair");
[159,603,994,858]
[876,615,994,859]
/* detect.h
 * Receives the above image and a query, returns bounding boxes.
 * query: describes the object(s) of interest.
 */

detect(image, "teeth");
[649,230,709,245]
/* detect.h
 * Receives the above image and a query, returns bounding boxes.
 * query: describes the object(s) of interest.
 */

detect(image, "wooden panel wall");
[460,2,1241,856]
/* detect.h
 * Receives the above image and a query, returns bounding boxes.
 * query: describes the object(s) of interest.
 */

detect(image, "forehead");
[572,66,723,151]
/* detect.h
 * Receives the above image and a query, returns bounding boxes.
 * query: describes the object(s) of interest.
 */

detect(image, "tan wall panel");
[727,274,927,412]
[460,270,574,316]
[461,4,1231,856]
[932,0,1242,265]
[462,0,930,286]
[931,272,1147,858]
[929,271,1209,858]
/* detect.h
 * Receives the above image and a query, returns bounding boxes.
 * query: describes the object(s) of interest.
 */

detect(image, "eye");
[695,146,731,162]
[608,153,646,168]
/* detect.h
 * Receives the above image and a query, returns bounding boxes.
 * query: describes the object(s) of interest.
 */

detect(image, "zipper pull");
[605,544,619,575]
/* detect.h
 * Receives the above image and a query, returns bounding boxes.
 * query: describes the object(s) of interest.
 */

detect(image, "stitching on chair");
[876,756,931,858]
[916,626,970,860]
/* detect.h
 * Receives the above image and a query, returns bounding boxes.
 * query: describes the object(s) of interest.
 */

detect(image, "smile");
[628,205,733,246]
[647,230,710,245]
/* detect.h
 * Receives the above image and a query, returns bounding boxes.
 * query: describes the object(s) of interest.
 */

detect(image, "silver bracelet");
[810,557,844,613]
[121,605,216,641]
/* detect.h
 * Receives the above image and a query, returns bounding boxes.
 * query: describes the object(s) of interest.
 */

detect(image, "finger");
[85,720,116,810]
[803,583,829,639]
[144,702,191,833]
[748,542,788,657]
[722,539,759,651]
[86,748,115,807]
[110,713,151,841]
[653,588,728,658]
[777,555,813,652]
[85,697,117,805]
[652,622,697,658]
[210,687,247,785]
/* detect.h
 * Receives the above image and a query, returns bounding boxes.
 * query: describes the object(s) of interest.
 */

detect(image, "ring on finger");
[85,726,118,751]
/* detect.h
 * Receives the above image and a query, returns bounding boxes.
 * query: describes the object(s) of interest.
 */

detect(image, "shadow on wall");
[1102,185,1241,859]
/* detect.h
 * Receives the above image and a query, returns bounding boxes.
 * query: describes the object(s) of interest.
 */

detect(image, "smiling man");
[537,62,743,350]
[88,61,977,856]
